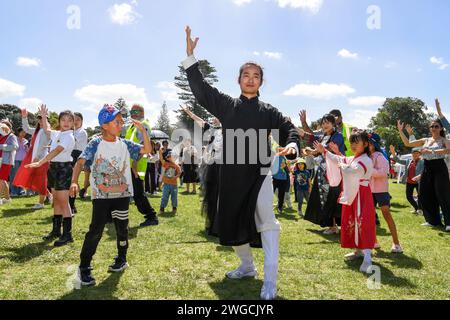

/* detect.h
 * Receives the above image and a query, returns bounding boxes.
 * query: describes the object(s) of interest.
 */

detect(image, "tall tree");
[369,97,435,153]
[114,97,129,116]
[174,60,218,131]
[154,101,173,135]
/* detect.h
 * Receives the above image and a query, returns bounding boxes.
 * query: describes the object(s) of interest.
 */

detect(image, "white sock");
[261,229,280,284]
[232,244,255,271]
[363,249,372,264]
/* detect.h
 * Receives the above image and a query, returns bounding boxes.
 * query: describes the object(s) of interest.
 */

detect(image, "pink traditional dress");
[324,150,376,249]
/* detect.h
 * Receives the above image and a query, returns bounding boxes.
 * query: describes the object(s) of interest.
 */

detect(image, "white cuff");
[182,55,197,70]
[286,142,299,157]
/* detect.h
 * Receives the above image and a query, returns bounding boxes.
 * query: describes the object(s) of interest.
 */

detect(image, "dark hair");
[349,130,371,155]
[329,109,342,118]
[432,119,446,138]
[17,127,24,134]
[320,114,337,126]
[238,62,264,97]
[74,112,83,121]
[59,110,75,123]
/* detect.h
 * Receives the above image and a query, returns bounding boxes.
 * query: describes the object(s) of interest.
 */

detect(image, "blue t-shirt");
[272,155,289,180]
[294,169,311,191]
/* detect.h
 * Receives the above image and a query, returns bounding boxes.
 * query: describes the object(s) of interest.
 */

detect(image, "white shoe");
[374,243,381,249]
[260,281,277,300]
[226,267,257,279]
[0,199,3,205]
[391,244,403,253]
[421,222,433,227]
[323,228,339,235]
[345,251,364,261]
[359,261,373,274]
[32,203,44,210]
[445,226,450,232]
[47,195,53,205]
[1,198,11,205]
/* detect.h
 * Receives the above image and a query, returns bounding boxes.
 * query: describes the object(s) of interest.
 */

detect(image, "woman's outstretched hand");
[186,26,199,57]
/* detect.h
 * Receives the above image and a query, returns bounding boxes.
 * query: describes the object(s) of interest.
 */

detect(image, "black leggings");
[273,179,289,211]
[80,198,130,268]
[406,183,420,211]
[419,159,450,226]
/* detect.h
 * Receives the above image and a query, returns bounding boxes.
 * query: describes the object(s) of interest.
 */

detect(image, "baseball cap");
[98,105,120,126]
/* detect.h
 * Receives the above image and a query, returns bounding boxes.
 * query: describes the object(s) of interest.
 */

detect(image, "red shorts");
[0,164,13,181]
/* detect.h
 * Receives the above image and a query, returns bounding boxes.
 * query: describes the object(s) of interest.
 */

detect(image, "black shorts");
[373,192,391,208]
[48,162,73,191]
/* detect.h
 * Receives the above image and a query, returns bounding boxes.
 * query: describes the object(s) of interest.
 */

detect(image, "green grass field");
[0,180,449,300]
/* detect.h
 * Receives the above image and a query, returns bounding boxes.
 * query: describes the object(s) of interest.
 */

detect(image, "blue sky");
[1,0,449,129]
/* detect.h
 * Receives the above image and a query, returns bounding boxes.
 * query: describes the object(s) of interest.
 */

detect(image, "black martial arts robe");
[186,61,300,247]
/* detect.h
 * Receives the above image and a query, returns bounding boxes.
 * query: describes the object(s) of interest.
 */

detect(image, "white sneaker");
[32,203,44,210]
[47,195,53,205]
[359,261,373,274]
[345,251,364,261]
[0,199,3,205]
[1,198,12,205]
[260,281,277,300]
[391,244,403,254]
[421,222,433,227]
[225,267,257,279]
[445,226,450,232]
[323,228,339,235]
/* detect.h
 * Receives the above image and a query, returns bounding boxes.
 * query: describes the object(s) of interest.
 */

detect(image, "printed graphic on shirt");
[92,155,130,198]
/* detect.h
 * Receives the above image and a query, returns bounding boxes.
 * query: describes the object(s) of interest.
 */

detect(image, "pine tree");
[154,101,173,135]
[114,97,129,116]
[174,60,218,131]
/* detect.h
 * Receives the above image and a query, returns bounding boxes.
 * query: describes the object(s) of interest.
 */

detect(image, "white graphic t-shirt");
[80,136,142,199]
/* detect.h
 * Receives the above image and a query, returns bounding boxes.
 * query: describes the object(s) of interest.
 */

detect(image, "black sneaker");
[79,188,86,199]
[108,257,129,273]
[79,267,96,287]
[139,218,159,227]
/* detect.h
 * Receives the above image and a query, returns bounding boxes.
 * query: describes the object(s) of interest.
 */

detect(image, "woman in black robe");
[183,26,300,300]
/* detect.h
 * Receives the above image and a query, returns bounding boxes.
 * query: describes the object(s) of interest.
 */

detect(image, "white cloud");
[276,0,324,14]
[345,108,377,130]
[430,56,448,70]
[384,61,398,69]
[0,78,26,99]
[108,3,140,25]
[338,49,358,60]
[283,82,356,100]
[233,0,253,5]
[156,81,180,102]
[253,51,283,60]
[19,98,43,113]
[75,83,162,126]
[348,96,385,107]
[16,57,41,68]
[430,56,443,65]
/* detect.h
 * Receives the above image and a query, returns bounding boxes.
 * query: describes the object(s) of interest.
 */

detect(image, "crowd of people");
[0,26,449,300]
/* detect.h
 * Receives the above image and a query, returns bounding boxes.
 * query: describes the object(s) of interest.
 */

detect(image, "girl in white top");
[27,105,76,246]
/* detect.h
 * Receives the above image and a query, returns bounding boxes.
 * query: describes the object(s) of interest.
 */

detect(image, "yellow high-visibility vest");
[125,119,151,181]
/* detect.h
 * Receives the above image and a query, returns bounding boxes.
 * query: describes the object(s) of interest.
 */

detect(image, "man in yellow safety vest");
[125,104,159,227]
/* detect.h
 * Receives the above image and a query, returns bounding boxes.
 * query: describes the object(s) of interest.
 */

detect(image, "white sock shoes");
[261,229,280,300]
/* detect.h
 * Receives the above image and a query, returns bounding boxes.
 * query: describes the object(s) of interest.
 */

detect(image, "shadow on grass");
[60,272,123,300]
[1,208,38,218]
[374,251,423,270]
[0,241,53,263]
[390,203,409,209]
[209,278,287,300]
[306,229,340,243]
[344,260,417,289]
[105,223,139,241]
[37,216,53,225]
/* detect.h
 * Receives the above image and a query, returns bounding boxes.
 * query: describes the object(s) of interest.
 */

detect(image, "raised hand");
[299,110,307,124]
[131,119,145,132]
[186,26,199,57]
[38,104,48,118]
[435,98,443,117]
[397,120,405,132]
[21,108,28,118]
[313,141,325,154]
[328,142,340,155]
[405,124,414,136]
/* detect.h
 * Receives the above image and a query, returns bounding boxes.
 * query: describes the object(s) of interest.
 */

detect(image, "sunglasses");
[130,110,143,115]
[430,125,441,129]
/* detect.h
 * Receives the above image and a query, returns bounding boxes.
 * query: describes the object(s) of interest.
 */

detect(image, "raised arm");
[21,109,36,135]
[299,110,313,134]
[180,105,206,128]
[38,104,52,138]
[436,98,450,132]
[182,26,233,121]
[132,119,152,155]
[397,120,425,148]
